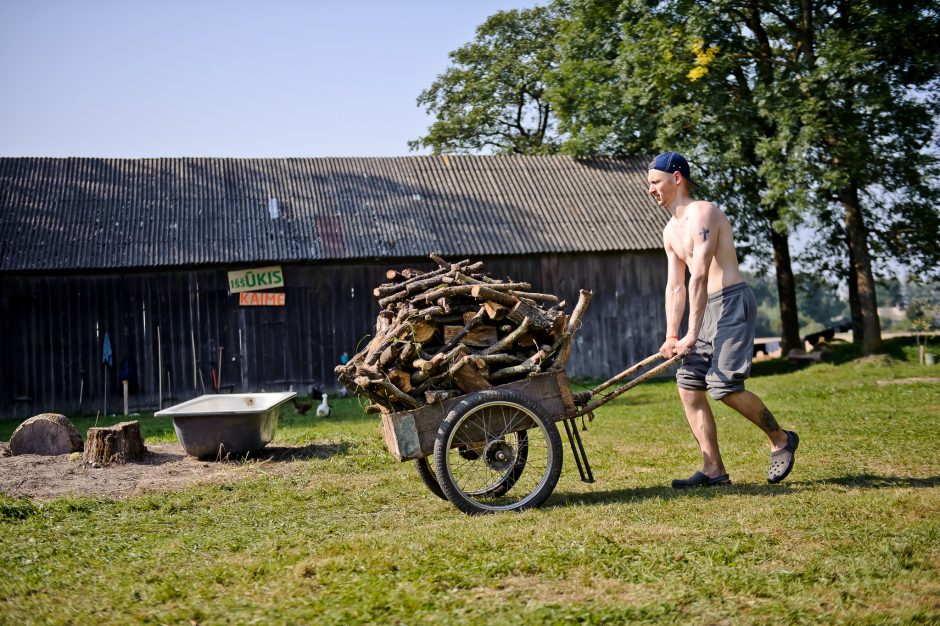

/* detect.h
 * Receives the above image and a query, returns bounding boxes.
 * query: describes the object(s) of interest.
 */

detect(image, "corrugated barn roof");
[0,155,669,271]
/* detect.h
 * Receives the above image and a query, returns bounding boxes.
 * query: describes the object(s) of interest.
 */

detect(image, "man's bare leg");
[720,390,789,451]
[678,388,726,477]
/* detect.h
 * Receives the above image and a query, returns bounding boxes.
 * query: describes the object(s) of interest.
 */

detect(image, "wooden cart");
[379,352,686,515]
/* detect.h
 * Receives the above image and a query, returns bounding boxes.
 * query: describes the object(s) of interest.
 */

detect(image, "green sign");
[228,266,284,294]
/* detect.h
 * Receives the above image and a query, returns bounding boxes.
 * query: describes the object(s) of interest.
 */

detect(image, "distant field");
[1,337,938,624]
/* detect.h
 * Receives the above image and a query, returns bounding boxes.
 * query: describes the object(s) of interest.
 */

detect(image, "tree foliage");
[414,0,940,352]
[556,0,809,352]
[409,5,567,154]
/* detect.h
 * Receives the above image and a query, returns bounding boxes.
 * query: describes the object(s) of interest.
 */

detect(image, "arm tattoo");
[699,227,710,241]
[759,406,781,432]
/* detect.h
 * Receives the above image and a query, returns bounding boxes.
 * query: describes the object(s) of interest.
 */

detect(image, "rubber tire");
[433,389,563,515]
[414,457,446,500]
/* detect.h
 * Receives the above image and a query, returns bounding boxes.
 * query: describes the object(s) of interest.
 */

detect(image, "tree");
[414,0,940,356]
[552,0,940,354]
[553,0,807,354]
[775,0,940,353]
[409,5,567,154]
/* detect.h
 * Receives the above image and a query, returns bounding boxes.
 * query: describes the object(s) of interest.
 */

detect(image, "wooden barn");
[0,156,670,420]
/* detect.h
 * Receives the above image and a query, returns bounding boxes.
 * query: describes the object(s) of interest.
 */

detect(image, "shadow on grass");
[548,483,799,507]
[127,441,352,465]
[548,473,940,507]
[253,442,352,462]
[797,473,940,489]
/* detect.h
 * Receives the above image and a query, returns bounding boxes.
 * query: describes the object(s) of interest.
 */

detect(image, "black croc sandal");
[767,430,799,484]
[672,471,732,489]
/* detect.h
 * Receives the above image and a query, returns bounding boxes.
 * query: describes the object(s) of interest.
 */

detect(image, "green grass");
[2,337,939,625]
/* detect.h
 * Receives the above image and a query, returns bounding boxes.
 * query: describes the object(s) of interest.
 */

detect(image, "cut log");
[374,310,395,335]
[488,347,549,383]
[481,316,532,356]
[410,369,430,386]
[82,420,146,465]
[509,291,559,305]
[412,358,434,373]
[483,301,508,320]
[354,375,379,388]
[378,344,401,369]
[470,284,518,307]
[412,285,479,304]
[478,353,524,367]
[364,321,411,365]
[388,368,413,393]
[450,356,494,393]
[463,280,532,293]
[443,324,497,348]
[552,290,593,369]
[399,342,417,364]
[375,379,420,408]
[410,320,437,343]
[10,413,83,456]
[440,307,486,350]
[507,299,562,337]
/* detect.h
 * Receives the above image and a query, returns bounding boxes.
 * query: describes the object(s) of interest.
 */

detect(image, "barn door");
[231,305,289,391]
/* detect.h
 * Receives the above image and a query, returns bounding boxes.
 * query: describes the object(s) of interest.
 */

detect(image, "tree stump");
[10,413,84,456]
[83,420,147,465]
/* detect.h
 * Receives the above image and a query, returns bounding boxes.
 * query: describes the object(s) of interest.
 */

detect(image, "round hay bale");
[10,413,84,456]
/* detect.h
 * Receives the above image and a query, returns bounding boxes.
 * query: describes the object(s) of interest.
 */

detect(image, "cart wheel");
[414,457,446,500]
[433,389,563,515]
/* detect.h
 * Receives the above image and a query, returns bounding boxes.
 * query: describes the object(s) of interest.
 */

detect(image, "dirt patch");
[0,441,345,501]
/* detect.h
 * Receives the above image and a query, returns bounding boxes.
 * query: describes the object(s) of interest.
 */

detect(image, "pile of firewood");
[336,255,592,414]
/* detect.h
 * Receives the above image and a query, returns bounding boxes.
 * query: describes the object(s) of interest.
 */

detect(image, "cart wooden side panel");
[380,370,576,461]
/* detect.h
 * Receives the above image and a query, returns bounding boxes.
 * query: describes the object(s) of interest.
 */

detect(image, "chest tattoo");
[699,227,710,241]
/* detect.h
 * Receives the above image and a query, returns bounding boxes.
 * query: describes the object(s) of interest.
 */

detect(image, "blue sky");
[0,0,540,158]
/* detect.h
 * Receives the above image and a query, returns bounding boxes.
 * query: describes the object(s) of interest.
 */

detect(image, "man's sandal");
[671,471,732,489]
[767,430,799,484]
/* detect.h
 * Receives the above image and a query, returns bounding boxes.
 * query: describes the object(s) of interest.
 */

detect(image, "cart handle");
[571,350,689,418]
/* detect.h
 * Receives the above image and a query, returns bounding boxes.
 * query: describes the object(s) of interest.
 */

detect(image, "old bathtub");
[155,392,296,459]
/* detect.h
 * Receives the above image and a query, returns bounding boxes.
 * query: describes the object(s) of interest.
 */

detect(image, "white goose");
[316,393,330,417]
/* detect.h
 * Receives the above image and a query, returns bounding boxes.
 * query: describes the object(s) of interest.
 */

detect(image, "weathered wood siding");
[485,252,668,380]
[0,252,666,420]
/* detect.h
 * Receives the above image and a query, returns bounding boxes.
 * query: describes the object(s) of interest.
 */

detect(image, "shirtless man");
[646,152,799,487]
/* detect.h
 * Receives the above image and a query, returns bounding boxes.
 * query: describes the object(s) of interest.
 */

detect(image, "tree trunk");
[840,184,882,354]
[83,420,147,465]
[770,225,802,355]
[846,237,864,346]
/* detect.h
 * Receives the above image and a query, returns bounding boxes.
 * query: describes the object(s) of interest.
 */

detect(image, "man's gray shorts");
[676,282,757,400]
